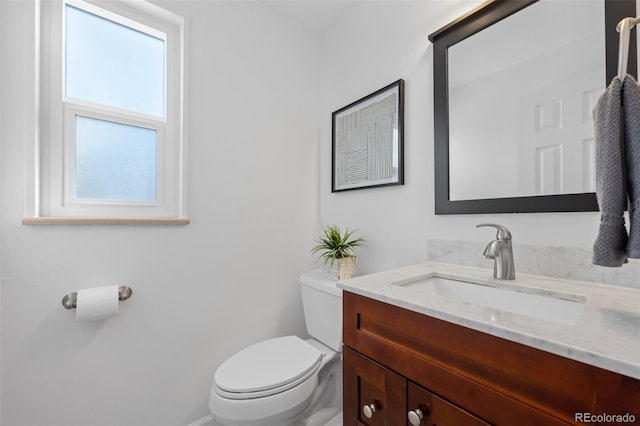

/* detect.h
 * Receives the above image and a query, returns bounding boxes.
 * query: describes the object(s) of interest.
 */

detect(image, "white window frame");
[28,0,187,223]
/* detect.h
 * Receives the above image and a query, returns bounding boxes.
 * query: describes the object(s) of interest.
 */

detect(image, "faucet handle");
[476,223,512,240]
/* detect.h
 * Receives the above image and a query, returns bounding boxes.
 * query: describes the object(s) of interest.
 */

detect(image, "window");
[31,0,187,223]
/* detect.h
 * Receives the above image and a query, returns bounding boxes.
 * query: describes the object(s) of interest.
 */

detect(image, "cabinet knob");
[408,408,424,425]
[362,403,377,418]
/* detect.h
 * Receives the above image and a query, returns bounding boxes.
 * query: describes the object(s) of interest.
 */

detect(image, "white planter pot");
[337,256,356,280]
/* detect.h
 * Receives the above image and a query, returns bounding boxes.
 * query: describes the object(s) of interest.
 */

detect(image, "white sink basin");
[394,275,587,325]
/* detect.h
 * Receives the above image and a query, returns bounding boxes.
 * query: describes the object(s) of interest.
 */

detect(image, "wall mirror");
[429,0,637,214]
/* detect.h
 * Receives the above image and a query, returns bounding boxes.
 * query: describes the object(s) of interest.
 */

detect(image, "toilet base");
[210,341,342,426]
[299,355,342,425]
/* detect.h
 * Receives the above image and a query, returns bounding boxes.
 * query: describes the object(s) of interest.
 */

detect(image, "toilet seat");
[214,336,322,400]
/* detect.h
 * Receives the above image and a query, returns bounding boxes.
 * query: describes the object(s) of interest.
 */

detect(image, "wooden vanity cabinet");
[344,346,490,426]
[344,346,405,425]
[407,380,491,426]
[343,292,640,426]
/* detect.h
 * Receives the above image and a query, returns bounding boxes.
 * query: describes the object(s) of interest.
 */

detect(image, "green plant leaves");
[310,225,366,268]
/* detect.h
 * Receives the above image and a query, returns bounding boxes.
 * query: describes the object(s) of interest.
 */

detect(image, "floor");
[324,413,343,426]
[194,412,343,426]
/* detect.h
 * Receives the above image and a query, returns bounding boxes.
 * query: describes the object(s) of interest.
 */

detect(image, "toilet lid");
[214,336,322,395]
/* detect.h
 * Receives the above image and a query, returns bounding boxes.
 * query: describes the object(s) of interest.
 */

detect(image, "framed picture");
[332,79,405,192]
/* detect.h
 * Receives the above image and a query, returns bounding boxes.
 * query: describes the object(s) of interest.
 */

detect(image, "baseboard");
[187,414,213,426]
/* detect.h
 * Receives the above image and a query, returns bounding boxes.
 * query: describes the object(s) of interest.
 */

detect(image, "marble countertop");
[337,262,640,379]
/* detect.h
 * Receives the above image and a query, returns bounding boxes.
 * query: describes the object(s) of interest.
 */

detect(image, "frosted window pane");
[75,116,157,202]
[65,5,165,117]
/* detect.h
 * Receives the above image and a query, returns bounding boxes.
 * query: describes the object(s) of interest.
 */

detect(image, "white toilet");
[209,270,343,426]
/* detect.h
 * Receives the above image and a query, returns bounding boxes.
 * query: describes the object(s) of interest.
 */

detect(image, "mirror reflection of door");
[517,71,601,196]
[447,0,606,201]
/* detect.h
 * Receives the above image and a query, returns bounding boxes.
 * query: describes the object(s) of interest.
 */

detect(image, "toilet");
[209,270,343,426]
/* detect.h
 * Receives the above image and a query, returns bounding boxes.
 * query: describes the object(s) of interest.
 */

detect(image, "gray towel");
[593,77,628,267]
[623,76,640,258]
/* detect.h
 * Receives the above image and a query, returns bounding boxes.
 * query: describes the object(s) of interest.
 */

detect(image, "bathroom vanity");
[338,263,640,425]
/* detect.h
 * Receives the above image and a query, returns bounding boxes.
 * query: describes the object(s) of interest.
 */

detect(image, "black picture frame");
[428,0,637,214]
[332,79,405,192]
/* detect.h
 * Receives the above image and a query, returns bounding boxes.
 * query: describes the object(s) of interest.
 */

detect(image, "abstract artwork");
[332,80,404,192]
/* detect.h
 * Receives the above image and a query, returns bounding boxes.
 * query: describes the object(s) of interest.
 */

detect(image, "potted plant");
[311,225,366,280]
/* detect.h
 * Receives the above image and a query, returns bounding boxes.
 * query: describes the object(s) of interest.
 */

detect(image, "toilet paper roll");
[76,285,120,322]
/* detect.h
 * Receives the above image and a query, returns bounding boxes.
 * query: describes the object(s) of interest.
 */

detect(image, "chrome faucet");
[476,224,515,280]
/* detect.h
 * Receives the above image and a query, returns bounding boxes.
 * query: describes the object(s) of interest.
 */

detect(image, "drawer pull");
[362,403,377,418]
[408,408,425,425]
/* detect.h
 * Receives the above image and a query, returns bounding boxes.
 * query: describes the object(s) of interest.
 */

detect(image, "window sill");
[22,217,190,225]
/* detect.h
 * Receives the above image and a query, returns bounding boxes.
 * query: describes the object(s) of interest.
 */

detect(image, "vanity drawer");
[343,291,640,425]
[408,381,492,426]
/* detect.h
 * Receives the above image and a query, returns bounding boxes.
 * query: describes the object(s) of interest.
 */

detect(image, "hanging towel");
[593,77,628,267]
[623,75,640,258]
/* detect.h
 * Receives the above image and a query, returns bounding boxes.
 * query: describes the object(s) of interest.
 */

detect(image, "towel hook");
[617,16,640,81]
[61,286,133,310]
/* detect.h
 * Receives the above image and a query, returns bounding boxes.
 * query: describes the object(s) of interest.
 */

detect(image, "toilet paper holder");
[62,286,133,310]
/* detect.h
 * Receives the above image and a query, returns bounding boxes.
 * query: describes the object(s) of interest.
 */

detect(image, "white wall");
[1,1,319,425]
[2,1,638,425]
[317,0,631,277]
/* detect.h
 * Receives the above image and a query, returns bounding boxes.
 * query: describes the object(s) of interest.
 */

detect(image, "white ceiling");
[264,1,355,35]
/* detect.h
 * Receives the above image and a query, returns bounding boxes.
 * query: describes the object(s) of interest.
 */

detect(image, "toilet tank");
[300,270,343,352]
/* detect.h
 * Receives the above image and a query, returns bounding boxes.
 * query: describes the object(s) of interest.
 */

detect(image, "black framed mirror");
[429,0,637,214]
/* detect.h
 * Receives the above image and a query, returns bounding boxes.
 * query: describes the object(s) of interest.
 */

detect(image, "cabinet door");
[344,346,406,426]
[408,382,492,426]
